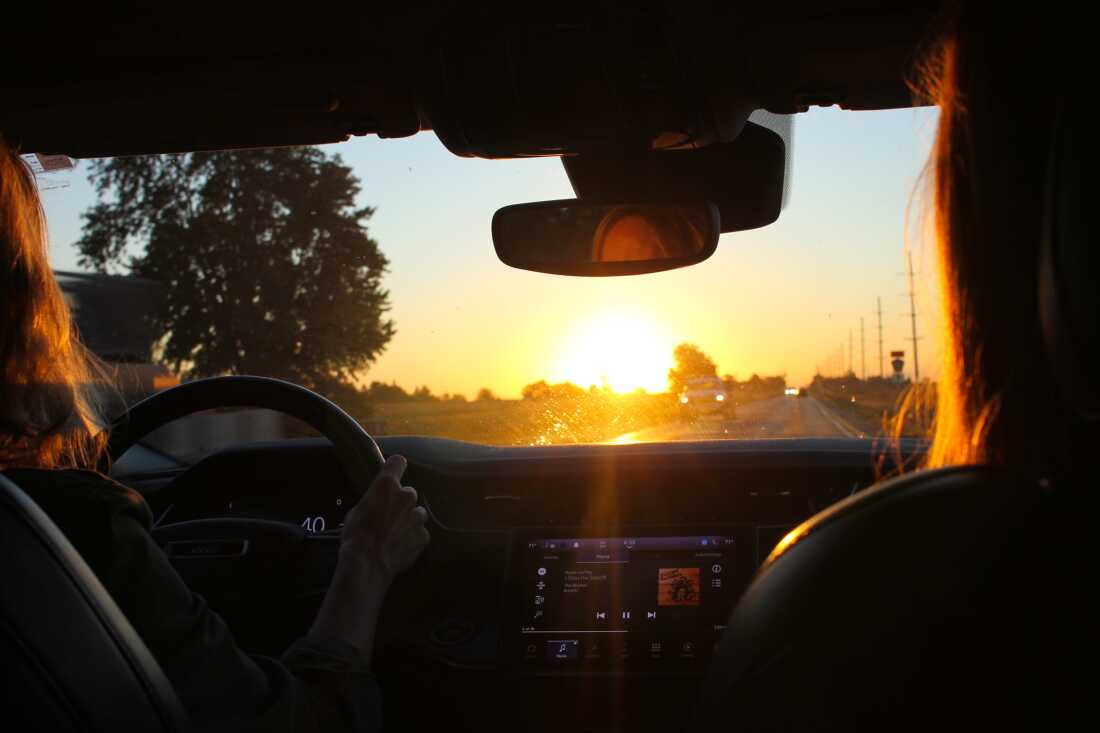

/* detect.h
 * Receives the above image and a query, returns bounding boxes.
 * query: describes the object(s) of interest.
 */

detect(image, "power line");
[877,296,884,378]
[906,251,921,381]
[860,317,866,380]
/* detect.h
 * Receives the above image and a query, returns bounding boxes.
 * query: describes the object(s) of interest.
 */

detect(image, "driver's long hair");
[0,136,111,470]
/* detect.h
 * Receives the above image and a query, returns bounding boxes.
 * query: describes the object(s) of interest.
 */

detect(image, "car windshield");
[38,106,938,454]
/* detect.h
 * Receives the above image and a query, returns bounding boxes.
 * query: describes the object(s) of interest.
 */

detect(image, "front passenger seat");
[696,100,1096,731]
[0,473,190,732]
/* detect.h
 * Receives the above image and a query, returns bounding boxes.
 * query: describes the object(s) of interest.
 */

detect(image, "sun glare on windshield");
[551,311,673,394]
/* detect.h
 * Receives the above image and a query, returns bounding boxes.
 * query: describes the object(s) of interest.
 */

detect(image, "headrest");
[1039,100,1099,419]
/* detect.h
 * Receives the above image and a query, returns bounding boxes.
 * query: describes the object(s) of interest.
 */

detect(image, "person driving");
[0,136,429,730]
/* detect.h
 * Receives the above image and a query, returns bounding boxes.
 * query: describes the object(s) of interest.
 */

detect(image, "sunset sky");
[43,105,942,398]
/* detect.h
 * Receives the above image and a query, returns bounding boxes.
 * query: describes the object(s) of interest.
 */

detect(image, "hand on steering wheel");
[341,454,430,580]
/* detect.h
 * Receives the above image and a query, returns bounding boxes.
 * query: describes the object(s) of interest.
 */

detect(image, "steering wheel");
[108,375,385,484]
[106,376,388,651]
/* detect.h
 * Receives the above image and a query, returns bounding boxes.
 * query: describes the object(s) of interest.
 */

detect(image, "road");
[608,395,864,443]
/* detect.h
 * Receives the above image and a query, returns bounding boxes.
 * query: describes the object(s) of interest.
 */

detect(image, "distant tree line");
[369,343,789,406]
[521,380,591,400]
[365,381,499,404]
[722,374,787,401]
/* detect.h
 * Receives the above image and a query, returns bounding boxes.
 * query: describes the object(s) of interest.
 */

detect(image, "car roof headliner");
[2,2,940,159]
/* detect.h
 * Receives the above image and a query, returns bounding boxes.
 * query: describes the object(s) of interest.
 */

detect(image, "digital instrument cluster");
[161,488,352,534]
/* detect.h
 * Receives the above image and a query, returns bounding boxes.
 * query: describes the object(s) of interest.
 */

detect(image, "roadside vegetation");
[808,374,933,438]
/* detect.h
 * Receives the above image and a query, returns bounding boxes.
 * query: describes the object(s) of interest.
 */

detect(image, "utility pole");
[906,251,921,381]
[860,317,866,380]
[848,329,853,376]
[877,296,884,378]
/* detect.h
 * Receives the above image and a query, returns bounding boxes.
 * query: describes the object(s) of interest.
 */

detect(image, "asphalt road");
[609,395,863,443]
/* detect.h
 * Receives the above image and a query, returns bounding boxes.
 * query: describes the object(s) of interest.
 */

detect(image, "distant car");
[784,387,800,396]
[679,376,731,416]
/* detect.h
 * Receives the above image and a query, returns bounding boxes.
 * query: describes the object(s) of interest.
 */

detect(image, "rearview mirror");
[492,200,720,276]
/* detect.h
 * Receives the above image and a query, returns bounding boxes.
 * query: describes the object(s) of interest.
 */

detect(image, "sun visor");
[562,112,792,234]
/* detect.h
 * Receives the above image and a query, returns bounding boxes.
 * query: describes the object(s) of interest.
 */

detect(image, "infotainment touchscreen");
[516,534,743,672]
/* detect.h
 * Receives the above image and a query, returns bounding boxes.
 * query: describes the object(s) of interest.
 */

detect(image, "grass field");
[368,386,787,445]
[371,392,684,445]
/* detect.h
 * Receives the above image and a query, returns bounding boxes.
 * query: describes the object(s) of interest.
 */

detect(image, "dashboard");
[122,435,923,731]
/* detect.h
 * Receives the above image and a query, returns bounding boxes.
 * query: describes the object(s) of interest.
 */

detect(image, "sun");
[552,311,673,393]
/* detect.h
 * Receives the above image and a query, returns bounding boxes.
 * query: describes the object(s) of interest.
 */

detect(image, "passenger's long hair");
[912,7,1069,475]
[0,136,112,470]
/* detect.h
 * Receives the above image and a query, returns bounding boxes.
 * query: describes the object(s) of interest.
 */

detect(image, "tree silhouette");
[76,148,394,403]
[367,381,410,402]
[521,380,586,400]
[412,386,436,401]
[667,343,718,393]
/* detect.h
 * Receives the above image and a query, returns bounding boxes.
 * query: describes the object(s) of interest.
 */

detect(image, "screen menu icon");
[547,640,579,661]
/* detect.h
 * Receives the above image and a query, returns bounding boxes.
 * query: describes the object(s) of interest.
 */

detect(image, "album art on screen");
[658,567,700,607]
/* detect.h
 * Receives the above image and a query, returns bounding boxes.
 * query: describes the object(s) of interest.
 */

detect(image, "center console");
[504,527,756,676]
